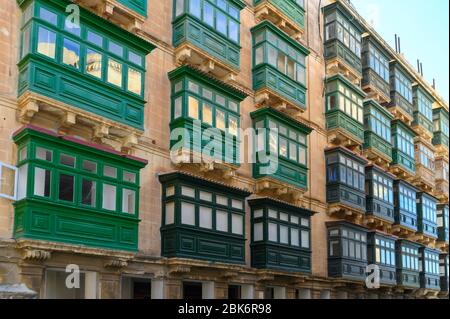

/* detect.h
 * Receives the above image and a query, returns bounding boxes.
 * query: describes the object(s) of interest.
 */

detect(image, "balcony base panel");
[363,215,393,233]
[327,203,365,225]
[326,58,362,86]
[255,177,307,208]
[362,84,390,105]
[387,106,413,126]
[327,128,363,152]
[254,89,305,116]
[389,164,415,180]
[363,148,392,170]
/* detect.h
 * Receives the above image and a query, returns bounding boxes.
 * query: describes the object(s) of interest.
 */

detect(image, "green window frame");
[401,245,419,271]
[368,44,389,82]
[424,251,440,276]
[395,69,413,104]
[375,237,396,267]
[22,1,146,97]
[394,126,415,158]
[368,106,391,142]
[324,11,361,58]
[162,183,245,237]
[433,110,449,138]
[326,78,364,123]
[252,207,310,249]
[418,143,435,170]
[417,90,433,122]
[171,77,241,137]
[331,153,365,191]
[399,184,417,221]
[173,0,242,43]
[421,195,437,224]
[371,171,393,204]
[328,227,367,261]
[253,28,307,86]
[16,136,141,216]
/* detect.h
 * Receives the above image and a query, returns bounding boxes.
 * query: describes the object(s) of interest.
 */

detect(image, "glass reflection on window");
[86,49,102,79]
[37,27,56,59]
[107,58,122,87]
[127,67,142,95]
[63,38,80,69]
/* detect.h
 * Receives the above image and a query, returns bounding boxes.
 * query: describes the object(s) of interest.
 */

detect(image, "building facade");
[0,0,448,299]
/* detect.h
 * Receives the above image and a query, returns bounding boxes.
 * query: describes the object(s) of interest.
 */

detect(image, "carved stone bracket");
[18,99,39,124]
[22,249,51,262]
[104,259,128,269]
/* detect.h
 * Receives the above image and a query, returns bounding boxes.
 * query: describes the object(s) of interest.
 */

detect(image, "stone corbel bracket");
[22,249,51,262]
[104,259,129,269]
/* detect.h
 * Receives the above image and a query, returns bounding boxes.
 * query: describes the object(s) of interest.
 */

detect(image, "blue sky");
[350,0,449,103]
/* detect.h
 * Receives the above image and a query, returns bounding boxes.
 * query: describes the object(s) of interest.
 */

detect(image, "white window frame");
[0,162,19,200]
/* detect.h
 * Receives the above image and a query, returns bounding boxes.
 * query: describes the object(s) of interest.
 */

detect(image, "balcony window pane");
[102,184,116,211]
[301,230,309,248]
[228,115,238,136]
[279,138,287,157]
[87,31,103,47]
[181,202,195,226]
[37,27,56,59]
[199,191,212,202]
[36,147,52,161]
[188,96,199,119]
[63,38,80,69]
[216,195,228,206]
[280,225,289,244]
[181,186,195,198]
[199,206,212,229]
[287,59,295,79]
[123,171,136,184]
[128,51,142,66]
[268,46,277,66]
[291,228,299,247]
[203,103,213,125]
[229,20,239,42]
[21,26,31,59]
[39,7,57,25]
[107,59,122,87]
[60,154,75,168]
[165,202,174,224]
[81,179,96,207]
[277,52,286,74]
[34,167,51,197]
[86,49,102,79]
[82,160,97,173]
[103,166,117,178]
[174,97,182,119]
[122,189,135,214]
[232,214,243,235]
[216,210,228,232]
[254,222,263,241]
[217,12,227,35]
[58,174,74,202]
[189,0,201,18]
[268,222,278,242]
[109,41,123,57]
[175,0,184,16]
[204,2,214,26]
[255,46,263,66]
[128,68,142,95]
[216,109,225,130]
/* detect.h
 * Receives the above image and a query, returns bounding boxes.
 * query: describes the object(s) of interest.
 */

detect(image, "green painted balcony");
[323,2,364,85]
[159,172,251,264]
[367,232,397,286]
[172,0,245,79]
[251,107,312,197]
[17,0,155,132]
[387,61,414,126]
[361,35,391,104]
[325,74,366,149]
[412,85,434,141]
[252,21,309,114]
[441,254,449,293]
[327,221,368,282]
[432,107,449,158]
[365,165,395,226]
[396,240,421,289]
[249,197,314,273]
[419,247,441,291]
[416,192,438,240]
[13,125,147,251]
[434,158,449,203]
[390,120,416,180]
[117,0,147,16]
[325,147,367,222]
[363,99,393,168]
[437,204,449,245]
[168,66,247,173]
[393,180,418,234]
[254,0,305,39]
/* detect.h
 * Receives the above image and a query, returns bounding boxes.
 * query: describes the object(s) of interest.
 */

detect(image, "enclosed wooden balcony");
[390,120,416,180]
[396,240,421,291]
[254,0,305,40]
[409,137,436,193]
[432,107,449,159]
[387,62,415,126]
[412,84,434,143]
[434,157,449,203]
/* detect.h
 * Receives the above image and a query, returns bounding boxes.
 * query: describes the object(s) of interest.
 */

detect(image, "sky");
[350,0,449,103]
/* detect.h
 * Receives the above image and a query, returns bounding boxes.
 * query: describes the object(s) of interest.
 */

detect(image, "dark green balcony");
[419,247,441,291]
[325,74,366,147]
[159,172,251,264]
[327,221,368,282]
[118,0,147,17]
[417,192,438,239]
[432,107,449,156]
[393,180,418,233]
[367,232,397,286]
[361,35,391,104]
[168,66,247,167]
[325,147,367,219]
[387,61,414,125]
[251,21,309,113]
[172,0,245,74]
[390,120,416,179]
[437,204,449,244]
[251,107,312,191]
[248,197,314,273]
[13,125,147,251]
[17,0,155,130]
[441,254,449,293]
[323,2,364,84]
[412,84,434,140]
[363,99,393,167]
[396,240,421,289]
[253,0,305,39]
[365,165,395,224]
